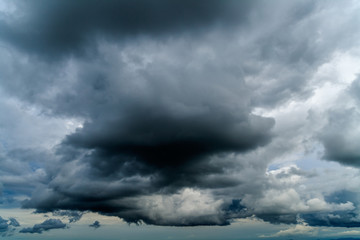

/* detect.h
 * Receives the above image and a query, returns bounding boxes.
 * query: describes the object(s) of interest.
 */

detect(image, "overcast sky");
[1,0,360,239]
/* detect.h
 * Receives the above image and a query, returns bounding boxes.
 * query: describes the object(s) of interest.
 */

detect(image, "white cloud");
[131,188,225,225]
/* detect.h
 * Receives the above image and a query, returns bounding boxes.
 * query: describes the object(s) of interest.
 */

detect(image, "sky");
[0,0,360,239]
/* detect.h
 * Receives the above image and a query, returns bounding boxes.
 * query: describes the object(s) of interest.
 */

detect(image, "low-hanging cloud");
[19,219,66,234]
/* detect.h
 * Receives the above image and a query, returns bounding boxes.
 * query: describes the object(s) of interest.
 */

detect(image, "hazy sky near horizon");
[1,0,360,239]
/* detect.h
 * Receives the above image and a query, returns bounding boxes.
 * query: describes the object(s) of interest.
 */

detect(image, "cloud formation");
[0,0,250,59]
[20,219,66,234]
[89,221,101,229]
[52,210,84,223]
[0,0,360,230]
[0,216,20,237]
[320,99,360,167]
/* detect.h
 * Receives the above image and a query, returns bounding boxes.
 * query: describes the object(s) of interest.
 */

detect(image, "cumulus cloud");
[19,219,66,234]
[120,188,227,226]
[238,165,360,226]
[0,0,360,229]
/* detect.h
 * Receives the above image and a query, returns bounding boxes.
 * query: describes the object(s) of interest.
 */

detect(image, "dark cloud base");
[20,219,66,234]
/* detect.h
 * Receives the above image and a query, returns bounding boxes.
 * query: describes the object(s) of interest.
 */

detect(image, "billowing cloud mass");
[19,219,66,234]
[0,0,360,232]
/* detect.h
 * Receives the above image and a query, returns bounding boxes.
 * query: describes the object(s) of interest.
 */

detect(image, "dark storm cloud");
[18,11,276,224]
[319,108,360,167]
[19,219,66,234]
[89,221,101,229]
[64,108,274,168]
[0,0,251,59]
[0,0,359,228]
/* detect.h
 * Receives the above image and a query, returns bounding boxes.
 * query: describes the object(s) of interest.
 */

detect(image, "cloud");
[239,166,360,227]
[260,223,317,238]
[320,108,360,167]
[0,216,20,237]
[119,188,228,226]
[19,219,66,234]
[0,89,81,207]
[0,0,251,60]
[52,210,83,223]
[301,212,360,228]
[8,218,20,227]
[89,221,101,229]
[0,0,360,228]
[298,189,360,227]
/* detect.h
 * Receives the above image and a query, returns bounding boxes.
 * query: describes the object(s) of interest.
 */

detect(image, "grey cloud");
[350,76,360,102]
[8,218,20,227]
[234,166,360,227]
[0,0,354,113]
[0,147,55,208]
[0,149,51,208]
[89,221,100,229]
[317,70,360,168]
[301,190,360,227]
[325,190,360,207]
[18,25,277,225]
[302,212,360,228]
[52,210,83,223]
[19,219,66,234]
[0,216,20,237]
[0,88,77,208]
[273,166,317,179]
[0,0,359,228]
[256,214,298,225]
[64,108,274,168]
[320,108,360,167]
[0,0,251,59]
